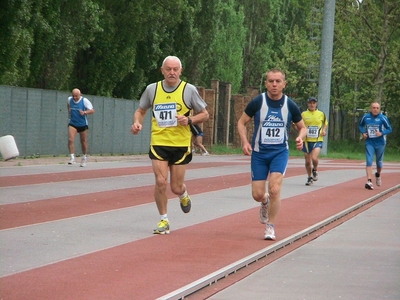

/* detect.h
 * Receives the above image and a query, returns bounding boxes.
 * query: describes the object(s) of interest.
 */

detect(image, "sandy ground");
[0,154,147,167]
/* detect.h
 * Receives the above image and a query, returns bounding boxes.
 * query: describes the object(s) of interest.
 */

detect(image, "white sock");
[179,190,188,199]
[83,154,87,159]
[70,154,75,159]
[160,214,168,221]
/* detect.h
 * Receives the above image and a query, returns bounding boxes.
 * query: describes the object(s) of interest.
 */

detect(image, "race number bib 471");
[261,120,285,144]
[154,103,177,127]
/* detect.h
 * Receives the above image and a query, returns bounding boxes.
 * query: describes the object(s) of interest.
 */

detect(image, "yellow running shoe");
[153,219,170,234]
[180,194,192,213]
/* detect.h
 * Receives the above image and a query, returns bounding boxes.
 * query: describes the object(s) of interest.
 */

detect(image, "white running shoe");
[264,224,276,240]
[80,157,87,167]
[375,173,381,186]
[68,158,75,165]
[202,151,209,156]
[259,194,270,224]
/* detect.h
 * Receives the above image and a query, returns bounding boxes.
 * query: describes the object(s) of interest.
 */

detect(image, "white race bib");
[154,103,177,127]
[367,124,379,138]
[261,120,285,144]
[307,126,319,138]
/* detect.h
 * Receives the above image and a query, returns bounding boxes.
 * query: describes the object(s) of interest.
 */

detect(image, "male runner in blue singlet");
[67,88,94,167]
[359,102,392,190]
[237,68,307,240]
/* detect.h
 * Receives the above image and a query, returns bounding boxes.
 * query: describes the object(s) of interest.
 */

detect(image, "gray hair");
[162,56,182,68]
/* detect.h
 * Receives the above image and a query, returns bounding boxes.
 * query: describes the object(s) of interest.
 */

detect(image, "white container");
[0,135,20,161]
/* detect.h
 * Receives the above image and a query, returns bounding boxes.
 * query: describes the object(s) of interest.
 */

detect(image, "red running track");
[1,158,399,299]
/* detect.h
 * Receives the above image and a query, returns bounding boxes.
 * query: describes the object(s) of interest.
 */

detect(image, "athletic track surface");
[0,154,399,299]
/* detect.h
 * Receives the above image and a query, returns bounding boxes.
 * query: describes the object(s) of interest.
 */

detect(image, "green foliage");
[207,0,245,94]
[239,0,283,92]
[0,0,34,84]
[0,0,399,146]
[28,0,103,90]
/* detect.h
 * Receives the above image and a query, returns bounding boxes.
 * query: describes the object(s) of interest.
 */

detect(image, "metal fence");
[0,86,151,158]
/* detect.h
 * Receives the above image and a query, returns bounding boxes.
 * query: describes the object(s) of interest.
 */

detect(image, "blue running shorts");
[365,144,385,168]
[302,141,323,154]
[251,148,289,181]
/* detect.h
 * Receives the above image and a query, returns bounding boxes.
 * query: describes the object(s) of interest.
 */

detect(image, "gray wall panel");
[112,98,126,154]
[56,91,69,156]
[101,98,115,154]
[124,100,135,154]
[40,90,58,155]
[0,86,12,136]
[89,96,104,155]
[26,89,42,156]
[0,86,149,158]
[10,88,28,156]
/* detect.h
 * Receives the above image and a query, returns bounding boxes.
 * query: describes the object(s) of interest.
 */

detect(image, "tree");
[206,0,245,94]
[28,0,103,89]
[337,0,400,103]
[332,0,400,141]
[0,0,34,85]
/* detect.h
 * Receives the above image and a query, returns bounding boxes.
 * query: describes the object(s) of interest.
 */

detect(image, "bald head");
[370,102,381,116]
[72,88,82,101]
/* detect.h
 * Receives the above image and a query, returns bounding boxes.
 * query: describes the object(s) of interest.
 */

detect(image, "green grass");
[210,140,400,162]
[209,144,243,155]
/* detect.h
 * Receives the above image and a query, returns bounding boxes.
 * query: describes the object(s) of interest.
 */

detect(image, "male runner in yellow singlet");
[131,56,209,234]
[301,97,328,186]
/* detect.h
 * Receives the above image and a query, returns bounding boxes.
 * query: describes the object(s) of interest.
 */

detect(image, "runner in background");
[301,97,328,186]
[190,124,209,156]
[67,88,94,167]
[359,102,392,190]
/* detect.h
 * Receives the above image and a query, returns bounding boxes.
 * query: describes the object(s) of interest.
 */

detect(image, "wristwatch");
[187,117,192,125]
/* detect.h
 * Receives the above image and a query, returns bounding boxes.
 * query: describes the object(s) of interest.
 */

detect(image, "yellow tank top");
[301,109,328,142]
[151,81,191,146]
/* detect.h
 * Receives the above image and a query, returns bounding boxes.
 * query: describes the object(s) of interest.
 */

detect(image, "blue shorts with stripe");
[302,141,323,154]
[251,148,289,181]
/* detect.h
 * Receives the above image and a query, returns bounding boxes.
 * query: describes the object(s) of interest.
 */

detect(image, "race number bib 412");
[261,120,285,144]
[154,103,177,127]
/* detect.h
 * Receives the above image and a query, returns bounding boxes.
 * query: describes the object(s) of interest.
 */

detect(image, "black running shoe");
[312,169,318,181]
[365,181,374,190]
